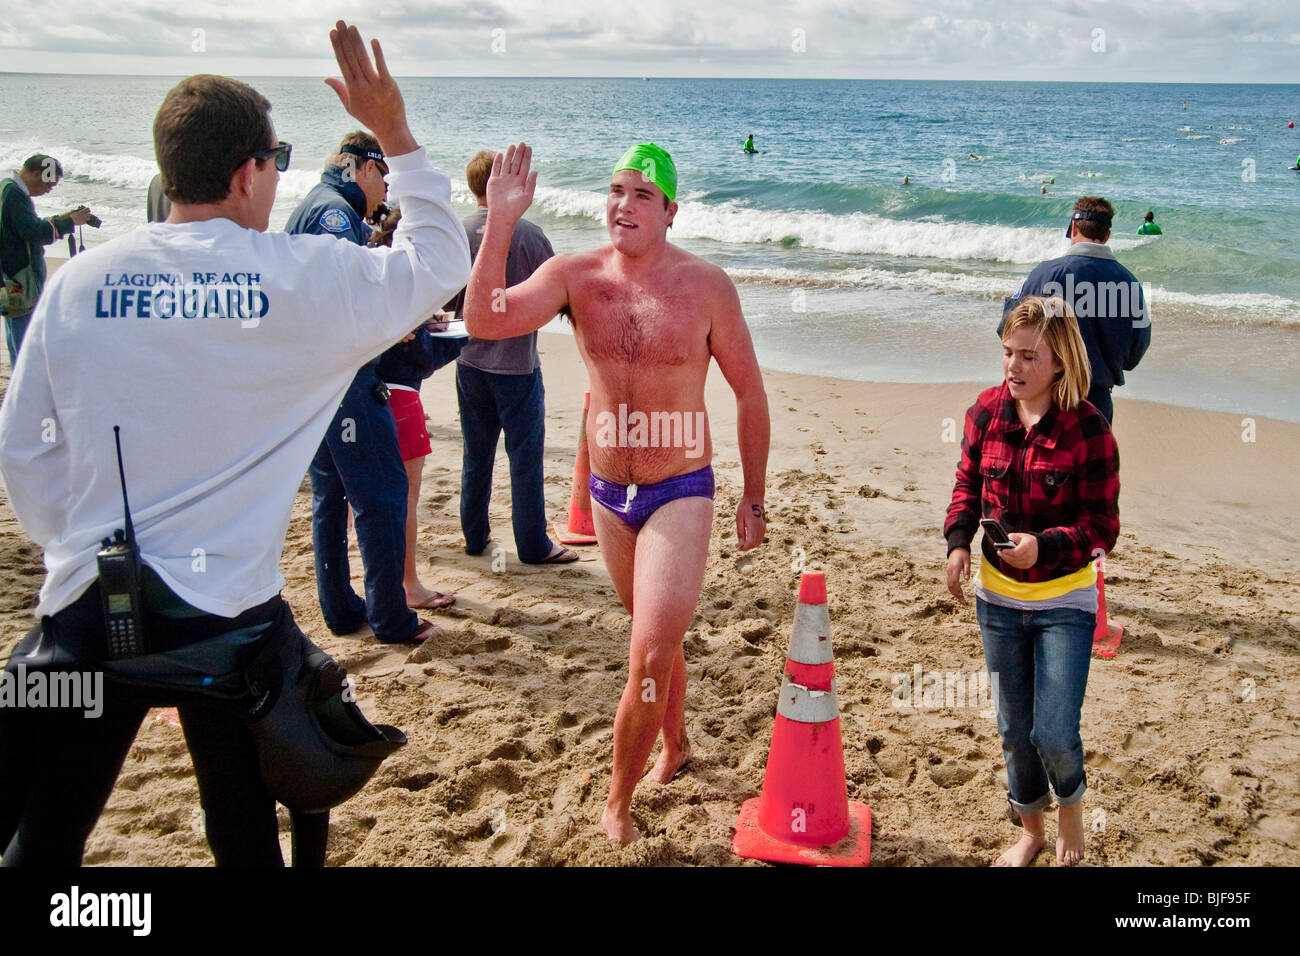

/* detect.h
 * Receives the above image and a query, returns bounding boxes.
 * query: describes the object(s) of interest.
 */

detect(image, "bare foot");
[644,736,691,784]
[600,805,640,845]
[1056,802,1085,866]
[405,584,455,610]
[994,832,1045,867]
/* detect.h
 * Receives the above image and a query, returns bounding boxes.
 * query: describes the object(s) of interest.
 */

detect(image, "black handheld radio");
[97,426,148,658]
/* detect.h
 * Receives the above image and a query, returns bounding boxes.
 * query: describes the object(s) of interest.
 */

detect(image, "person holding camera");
[943,296,1119,867]
[0,21,470,866]
[0,154,95,367]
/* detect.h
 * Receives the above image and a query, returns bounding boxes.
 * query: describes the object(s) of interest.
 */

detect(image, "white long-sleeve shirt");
[0,147,471,618]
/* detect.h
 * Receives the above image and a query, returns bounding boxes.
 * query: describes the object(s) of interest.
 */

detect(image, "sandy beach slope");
[1,328,1297,866]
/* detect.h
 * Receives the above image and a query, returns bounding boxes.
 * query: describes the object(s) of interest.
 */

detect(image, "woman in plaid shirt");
[943,296,1119,866]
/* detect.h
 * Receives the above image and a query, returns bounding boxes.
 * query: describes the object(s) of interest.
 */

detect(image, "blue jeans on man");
[976,598,1094,814]
[1087,385,1114,423]
[310,366,418,642]
[3,312,32,369]
[456,363,554,563]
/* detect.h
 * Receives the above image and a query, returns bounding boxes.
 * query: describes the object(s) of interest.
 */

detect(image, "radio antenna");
[113,425,135,545]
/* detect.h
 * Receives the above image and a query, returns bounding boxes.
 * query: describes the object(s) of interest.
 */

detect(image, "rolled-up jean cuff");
[1053,776,1087,808]
[1008,791,1052,815]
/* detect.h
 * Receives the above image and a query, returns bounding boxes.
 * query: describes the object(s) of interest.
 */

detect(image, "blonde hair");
[1002,296,1091,411]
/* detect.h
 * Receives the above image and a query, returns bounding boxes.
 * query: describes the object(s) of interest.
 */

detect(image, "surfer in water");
[743,134,757,154]
[1138,211,1162,235]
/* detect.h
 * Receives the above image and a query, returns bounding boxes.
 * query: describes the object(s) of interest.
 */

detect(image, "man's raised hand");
[485,143,537,224]
[324,21,416,157]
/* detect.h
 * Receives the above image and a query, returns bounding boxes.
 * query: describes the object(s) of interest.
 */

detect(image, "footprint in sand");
[1122,722,1161,752]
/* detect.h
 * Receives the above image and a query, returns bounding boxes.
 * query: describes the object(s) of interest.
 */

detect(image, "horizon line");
[2,70,1300,85]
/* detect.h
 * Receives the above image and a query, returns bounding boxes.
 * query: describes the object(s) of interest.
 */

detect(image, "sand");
[1,329,1298,867]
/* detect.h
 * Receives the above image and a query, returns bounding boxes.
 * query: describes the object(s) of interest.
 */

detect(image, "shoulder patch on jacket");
[319,209,350,233]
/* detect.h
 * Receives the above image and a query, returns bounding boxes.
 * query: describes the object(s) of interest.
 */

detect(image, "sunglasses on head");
[250,142,292,172]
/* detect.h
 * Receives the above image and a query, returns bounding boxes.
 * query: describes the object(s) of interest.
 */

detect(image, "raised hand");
[485,142,537,224]
[323,20,416,157]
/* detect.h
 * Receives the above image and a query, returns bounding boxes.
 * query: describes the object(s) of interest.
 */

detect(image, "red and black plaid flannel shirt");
[944,383,1120,583]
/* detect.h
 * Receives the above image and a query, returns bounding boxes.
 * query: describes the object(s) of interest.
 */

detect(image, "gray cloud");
[0,0,1295,79]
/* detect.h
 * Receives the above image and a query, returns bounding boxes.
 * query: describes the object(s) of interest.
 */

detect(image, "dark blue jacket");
[1000,242,1151,393]
[1,177,75,310]
[285,166,369,246]
[376,328,463,391]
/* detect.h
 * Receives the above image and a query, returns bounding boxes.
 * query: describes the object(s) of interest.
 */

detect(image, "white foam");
[529,186,1060,264]
[726,265,1300,326]
[1,138,157,190]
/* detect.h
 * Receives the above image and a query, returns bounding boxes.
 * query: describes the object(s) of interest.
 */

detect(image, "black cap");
[1065,208,1113,237]
[340,143,385,164]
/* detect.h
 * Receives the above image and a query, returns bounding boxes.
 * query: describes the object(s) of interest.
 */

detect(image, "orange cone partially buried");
[553,390,599,545]
[732,571,871,866]
[1092,560,1123,659]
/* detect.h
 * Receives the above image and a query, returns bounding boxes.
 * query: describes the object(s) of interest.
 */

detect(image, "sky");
[1,0,1298,82]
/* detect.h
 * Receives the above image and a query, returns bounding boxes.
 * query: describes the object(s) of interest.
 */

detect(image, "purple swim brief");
[588,466,715,531]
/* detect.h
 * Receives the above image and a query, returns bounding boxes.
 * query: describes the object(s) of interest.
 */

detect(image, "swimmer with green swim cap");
[462,141,771,847]
[611,142,678,203]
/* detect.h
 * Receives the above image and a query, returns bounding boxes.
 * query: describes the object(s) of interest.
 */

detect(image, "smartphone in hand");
[980,518,1017,550]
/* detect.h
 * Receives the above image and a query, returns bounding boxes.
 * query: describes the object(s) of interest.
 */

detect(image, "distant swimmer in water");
[1041,176,1056,185]
[903,175,910,186]
[743,134,756,154]
[968,153,983,161]
[1137,210,1162,235]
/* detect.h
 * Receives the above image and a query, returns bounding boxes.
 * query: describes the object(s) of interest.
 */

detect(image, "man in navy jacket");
[1001,196,1150,422]
[286,132,438,645]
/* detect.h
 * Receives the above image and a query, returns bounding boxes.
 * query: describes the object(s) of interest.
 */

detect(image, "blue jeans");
[3,312,32,369]
[310,368,418,643]
[1087,385,1113,423]
[456,363,554,563]
[976,597,1094,814]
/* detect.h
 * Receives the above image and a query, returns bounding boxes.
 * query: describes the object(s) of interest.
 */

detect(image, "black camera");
[72,205,102,228]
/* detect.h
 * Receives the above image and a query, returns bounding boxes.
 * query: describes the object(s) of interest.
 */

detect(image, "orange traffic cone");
[1093,559,1123,659]
[732,571,871,866]
[553,390,599,545]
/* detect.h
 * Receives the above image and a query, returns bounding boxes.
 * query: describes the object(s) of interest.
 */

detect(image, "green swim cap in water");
[612,143,677,203]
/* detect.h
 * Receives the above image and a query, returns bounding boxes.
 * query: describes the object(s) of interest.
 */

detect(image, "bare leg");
[995,809,1046,866]
[401,456,453,608]
[1056,801,1085,865]
[646,646,690,783]
[594,497,712,843]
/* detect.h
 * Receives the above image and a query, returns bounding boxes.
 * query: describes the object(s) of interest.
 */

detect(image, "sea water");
[3,75,1297,420]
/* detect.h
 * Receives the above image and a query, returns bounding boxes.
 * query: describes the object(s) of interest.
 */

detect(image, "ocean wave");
[0,139,157,190]
[725,265,1300,326]
[530,186,1058,263]
[729,265,1017,297]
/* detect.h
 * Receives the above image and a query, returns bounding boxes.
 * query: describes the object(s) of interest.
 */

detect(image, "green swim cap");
[612,143,677,203]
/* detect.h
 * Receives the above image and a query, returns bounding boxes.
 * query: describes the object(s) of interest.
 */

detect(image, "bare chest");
[572,280,708,368]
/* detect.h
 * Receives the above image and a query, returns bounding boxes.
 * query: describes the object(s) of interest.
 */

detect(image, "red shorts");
[388,387,431,462]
